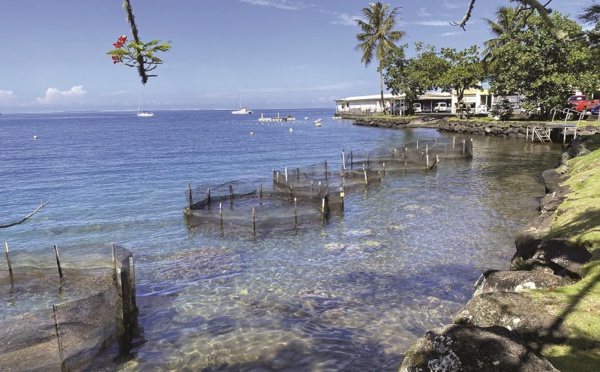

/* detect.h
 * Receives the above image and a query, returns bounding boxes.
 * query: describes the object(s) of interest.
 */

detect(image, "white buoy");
[289,127,293,132]
[33,135,37,140]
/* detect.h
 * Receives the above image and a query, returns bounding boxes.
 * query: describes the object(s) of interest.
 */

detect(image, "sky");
[0,0,588,113]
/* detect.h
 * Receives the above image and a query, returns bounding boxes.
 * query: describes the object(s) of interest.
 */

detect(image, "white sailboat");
[231,87,252,115]
[137,93,154,117]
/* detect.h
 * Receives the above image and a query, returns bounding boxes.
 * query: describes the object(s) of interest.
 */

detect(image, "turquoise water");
[0,110,561,370]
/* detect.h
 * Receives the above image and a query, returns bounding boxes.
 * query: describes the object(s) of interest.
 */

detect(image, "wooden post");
[324,161,328,182]
[416,140,419,150]
[462,140,466,154]
[453,137,456,149]
[340,187,345,211]
[259,184,263,203]
[350,151,353,169]
[52,305,66,372]
[341,150,346,172]
[219,203,223,228]
[285,167,288,184]
[290,184,294,200]
[252,206,256,234]
[382,162,386,176]
[229,185,234,199]
[526,126,529,141]
[294,198,298,229]
[4,241,13,279]
[207,188,211,208]
[187,183,193,209]
[363,165,368,185]
[425,144,429,158]
[426,154,430,169]
[53,244,63,279]
[297,167,300,180]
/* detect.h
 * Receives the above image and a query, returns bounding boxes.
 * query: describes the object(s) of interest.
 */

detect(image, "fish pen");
[0,243,137,371]
[184,138,473,235]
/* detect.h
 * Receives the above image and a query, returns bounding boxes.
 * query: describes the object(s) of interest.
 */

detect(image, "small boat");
[232,87,252,115]
[137,93,154,117]
[314,118,322,127]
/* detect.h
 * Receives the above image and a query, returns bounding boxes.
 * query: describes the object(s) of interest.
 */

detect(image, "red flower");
[549,287,554,291]
[111,55,122,64]
[113,35,127,49]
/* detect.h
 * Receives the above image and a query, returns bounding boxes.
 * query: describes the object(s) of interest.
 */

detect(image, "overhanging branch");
[0,197,52,229]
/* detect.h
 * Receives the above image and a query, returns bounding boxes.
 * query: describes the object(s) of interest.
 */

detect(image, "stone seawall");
[352,115,600,138]
[439,120,530,138]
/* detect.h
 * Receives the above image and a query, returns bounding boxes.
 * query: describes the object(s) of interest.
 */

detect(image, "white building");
[335,88,493,116]
[335,94,406,116]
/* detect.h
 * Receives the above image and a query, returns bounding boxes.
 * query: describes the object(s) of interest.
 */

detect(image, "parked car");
[590,104,600,115]
[568,94,599,112]
[412,103,422,113]
[433,102,448,112]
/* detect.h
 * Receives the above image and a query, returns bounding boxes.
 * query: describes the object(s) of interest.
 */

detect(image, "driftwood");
[0,198,51,229]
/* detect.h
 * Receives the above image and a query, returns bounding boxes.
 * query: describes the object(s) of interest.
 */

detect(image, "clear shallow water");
[0,110,561,370]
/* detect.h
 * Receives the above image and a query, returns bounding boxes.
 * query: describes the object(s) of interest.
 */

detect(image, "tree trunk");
[379,70,386,115]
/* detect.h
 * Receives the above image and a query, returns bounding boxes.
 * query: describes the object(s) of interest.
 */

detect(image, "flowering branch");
[106,0,172,84]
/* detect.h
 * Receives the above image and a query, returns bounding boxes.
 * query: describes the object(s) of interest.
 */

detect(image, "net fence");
[0,243,136,371]
[184,138,473,235]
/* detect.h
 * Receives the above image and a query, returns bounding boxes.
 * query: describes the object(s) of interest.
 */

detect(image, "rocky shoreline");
[352,116,600,138]
[394,134,599,370]
[350,116,600,370]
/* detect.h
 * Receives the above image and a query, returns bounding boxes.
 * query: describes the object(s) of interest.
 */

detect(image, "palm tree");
[356,2,404,114]
[481,7,521,72]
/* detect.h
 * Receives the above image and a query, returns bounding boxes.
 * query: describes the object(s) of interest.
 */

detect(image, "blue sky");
[0,0,585,113]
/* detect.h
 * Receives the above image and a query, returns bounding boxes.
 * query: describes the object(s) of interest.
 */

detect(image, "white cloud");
[239,0,305,10]
[440,31,463,37]
[444,0,463,9]
[417,8,431,17]
[414,20,451,27]
[331,13,360,26]
[0,90,17,102]
[36,85,87,105]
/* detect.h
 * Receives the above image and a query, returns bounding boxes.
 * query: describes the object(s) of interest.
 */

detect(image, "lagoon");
[0,109,561,370]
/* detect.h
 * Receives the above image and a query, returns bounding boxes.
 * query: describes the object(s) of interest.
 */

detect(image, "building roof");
[335,93,405,102]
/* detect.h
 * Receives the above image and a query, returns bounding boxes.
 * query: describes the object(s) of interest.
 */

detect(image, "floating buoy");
[289,128,293,133]
[33,135,37,140]
[250,132,254,136]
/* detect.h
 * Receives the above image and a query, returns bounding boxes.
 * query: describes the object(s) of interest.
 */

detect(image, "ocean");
[0,109,561,370]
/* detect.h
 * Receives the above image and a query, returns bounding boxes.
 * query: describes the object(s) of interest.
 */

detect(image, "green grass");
[526,135,600,369]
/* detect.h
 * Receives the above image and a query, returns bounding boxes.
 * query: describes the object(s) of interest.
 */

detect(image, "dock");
[526,108,582,143]
[258,113,296,122]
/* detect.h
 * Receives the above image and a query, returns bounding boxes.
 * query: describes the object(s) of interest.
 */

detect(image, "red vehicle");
[568,95,599,112]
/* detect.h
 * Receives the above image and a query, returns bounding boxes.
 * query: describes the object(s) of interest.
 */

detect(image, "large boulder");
[473,269,572,297]
[454,292,569,348]
[399,324,558,371]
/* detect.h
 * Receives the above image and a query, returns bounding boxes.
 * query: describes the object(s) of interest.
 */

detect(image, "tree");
[482,7,521,72]
[382,43,446,112]
[438,46,484,104]
[107,0,172,84]
[486,10,597,117]
[355,2,405,114]
[580,1,600,47]
[453,0,554,31]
